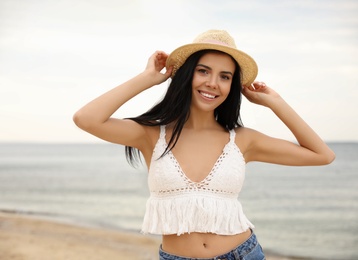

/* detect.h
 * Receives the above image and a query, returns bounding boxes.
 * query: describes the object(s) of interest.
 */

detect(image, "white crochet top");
[141,125,254,236]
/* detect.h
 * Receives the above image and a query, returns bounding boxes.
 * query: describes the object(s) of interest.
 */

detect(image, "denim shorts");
[159,230,265,260]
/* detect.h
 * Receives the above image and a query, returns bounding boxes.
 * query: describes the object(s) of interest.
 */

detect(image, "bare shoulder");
[234,127,262,155]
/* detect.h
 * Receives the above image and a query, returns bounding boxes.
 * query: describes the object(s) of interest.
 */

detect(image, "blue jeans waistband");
[159,230,265,260]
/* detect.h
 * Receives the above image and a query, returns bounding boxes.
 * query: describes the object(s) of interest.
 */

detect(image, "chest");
[148,130,246,194]
[169,131,231,183]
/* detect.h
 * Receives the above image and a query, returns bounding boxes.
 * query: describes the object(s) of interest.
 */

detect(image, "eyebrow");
[196,64,233,76]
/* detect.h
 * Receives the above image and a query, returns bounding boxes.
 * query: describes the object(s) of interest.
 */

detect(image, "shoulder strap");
[229,129,236,143]
[160,125,166,139]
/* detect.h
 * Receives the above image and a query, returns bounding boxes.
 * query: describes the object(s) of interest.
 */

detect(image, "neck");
[184,109,219,130]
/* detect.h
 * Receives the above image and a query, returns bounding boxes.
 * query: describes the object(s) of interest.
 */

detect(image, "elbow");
[73,110,92,131]
[327,151,336,164]
[321,149,336,165]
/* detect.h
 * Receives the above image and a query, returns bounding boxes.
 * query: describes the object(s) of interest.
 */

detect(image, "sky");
[0,0,357,143]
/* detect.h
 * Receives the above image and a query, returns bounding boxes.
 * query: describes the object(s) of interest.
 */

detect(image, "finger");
[157,53,169,66]
[242,85,253,97]
[156,51,169,60]
[244,84,255,91]
[253,81,266,88]
[251,82,266,92]
[164,66,173,78]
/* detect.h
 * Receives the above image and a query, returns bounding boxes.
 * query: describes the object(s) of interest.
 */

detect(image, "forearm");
[269,97,335,162]
[73,71,156,129]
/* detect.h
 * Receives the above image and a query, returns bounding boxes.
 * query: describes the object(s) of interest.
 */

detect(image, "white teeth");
[200,91,216,99]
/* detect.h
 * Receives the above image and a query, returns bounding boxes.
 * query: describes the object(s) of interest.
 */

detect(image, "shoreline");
[0,211,310,260]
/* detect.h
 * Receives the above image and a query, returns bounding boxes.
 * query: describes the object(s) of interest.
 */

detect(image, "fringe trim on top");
[141,194,254,236]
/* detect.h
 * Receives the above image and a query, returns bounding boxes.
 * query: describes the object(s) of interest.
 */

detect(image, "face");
[191,51,235,112]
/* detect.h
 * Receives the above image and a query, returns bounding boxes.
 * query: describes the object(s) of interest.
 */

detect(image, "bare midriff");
[161,229,252,258]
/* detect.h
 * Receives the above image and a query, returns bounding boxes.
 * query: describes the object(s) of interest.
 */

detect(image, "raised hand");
[242,81,280,107]
[144,51,173,86]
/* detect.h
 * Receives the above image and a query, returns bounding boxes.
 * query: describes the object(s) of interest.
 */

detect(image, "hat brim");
[166,43,258,86]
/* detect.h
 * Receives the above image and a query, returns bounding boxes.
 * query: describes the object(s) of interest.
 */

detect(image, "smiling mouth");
[199,91,218,99]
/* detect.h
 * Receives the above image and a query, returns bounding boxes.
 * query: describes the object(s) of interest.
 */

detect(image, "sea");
[0,142,357,260]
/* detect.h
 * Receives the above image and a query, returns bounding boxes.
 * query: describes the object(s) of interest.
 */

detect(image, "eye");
[221,74,231,80]
[197,68,208,74]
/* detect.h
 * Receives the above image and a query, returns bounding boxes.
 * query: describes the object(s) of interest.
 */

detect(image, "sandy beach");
[0,212,303,260]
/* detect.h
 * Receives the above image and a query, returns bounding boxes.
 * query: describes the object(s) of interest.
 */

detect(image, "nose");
[205,75,218,89]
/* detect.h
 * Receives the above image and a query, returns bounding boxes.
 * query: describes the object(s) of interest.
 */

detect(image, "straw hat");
[166,29,258,86]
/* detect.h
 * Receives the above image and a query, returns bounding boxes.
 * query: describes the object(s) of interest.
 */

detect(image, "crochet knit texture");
[141,125,254,236]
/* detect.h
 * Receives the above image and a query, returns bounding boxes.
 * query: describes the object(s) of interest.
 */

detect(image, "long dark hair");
[125,50,244,166]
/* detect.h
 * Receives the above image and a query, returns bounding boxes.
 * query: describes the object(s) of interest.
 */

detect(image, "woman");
[73,30,335,260]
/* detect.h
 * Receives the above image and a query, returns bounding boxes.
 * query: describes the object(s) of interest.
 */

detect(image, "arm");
[242,82,335,166]
[73,51,172,150]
